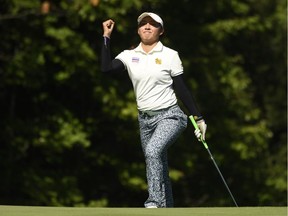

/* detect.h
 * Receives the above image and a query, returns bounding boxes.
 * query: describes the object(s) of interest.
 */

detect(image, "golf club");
[189,116,239,207]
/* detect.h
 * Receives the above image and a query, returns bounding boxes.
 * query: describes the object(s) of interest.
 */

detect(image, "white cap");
[137,12,164,27]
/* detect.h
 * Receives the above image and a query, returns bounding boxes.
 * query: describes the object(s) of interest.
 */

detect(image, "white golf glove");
[194,119,207,141]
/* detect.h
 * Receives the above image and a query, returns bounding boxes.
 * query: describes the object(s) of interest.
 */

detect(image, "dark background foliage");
[0,0,286,207]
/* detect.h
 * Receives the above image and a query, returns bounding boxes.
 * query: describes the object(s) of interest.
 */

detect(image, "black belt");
[139,104,177,117]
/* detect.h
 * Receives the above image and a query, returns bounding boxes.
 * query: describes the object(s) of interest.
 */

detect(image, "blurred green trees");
[0,0,286,207]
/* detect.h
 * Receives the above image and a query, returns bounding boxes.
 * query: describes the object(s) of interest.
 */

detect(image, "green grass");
[1,206,287,216]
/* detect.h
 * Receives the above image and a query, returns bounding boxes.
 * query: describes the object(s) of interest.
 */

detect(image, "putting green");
[1,205,287,216]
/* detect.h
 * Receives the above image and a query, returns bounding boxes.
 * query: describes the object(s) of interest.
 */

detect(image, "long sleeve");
[172,74,203,119]
[101,36,125,73]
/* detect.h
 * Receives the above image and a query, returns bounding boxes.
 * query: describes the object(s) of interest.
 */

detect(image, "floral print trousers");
[138,105,187,208]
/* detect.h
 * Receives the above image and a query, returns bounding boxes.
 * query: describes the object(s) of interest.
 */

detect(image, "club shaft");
[206,147,239,207]
[189,116,238,207]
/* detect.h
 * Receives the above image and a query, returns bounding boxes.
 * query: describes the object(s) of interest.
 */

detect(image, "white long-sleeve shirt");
[116,42,183,111]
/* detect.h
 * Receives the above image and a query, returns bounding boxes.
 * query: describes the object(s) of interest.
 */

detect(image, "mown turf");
[1,206,287,216]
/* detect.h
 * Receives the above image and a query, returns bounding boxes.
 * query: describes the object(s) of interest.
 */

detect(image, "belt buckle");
[146,110,155,116]
[140,110,157,117]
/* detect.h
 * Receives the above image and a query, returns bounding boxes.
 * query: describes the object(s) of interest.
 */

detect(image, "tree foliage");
[0,0,286,207]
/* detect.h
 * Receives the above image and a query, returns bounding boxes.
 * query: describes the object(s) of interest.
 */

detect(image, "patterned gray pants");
[138,105,187,208]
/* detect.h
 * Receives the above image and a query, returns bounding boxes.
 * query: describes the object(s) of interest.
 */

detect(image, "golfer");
[101,12,207,208]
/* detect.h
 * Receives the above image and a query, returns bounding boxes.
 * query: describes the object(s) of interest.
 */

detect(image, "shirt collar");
[134,41,163,54]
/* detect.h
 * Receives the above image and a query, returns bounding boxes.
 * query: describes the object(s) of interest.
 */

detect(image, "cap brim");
[137,12,164,27]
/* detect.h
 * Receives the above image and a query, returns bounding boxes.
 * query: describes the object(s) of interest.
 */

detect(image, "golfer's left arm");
[172,74,207,140]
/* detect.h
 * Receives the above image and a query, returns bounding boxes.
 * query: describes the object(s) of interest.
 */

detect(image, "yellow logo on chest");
[155,58,162,64]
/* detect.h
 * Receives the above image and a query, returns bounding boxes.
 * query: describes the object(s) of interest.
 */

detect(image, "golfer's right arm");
[101,19,125,73]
